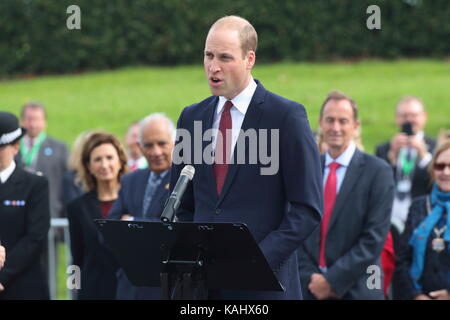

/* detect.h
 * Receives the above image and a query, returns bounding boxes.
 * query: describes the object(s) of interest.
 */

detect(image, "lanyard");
[20,132,47,167]
[399,148,417,176]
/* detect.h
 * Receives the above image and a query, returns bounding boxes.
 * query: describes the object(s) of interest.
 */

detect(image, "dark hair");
[78,131,128,191]
[319,90,359,121]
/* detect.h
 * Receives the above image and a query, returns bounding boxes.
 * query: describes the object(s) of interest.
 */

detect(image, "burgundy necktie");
[214,100,233,195]
[319,162,340,268]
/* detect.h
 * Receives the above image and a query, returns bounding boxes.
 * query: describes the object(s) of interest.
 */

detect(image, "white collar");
[216,77,257,116]
[415,131,424,140]
[0,160,16,183]
[325,141,357,168]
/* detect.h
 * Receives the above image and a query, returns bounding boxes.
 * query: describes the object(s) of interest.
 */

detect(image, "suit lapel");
[326,149,365,233]
[217,81,266,206]
[136,170,151,218]
[4,165,26,186]
[202,97,220,202]
[35,137,49,170]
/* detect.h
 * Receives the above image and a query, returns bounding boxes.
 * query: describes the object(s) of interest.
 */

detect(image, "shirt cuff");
[418,152,432,169]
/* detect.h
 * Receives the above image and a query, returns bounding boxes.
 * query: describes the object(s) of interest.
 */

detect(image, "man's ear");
[246,50,256,70]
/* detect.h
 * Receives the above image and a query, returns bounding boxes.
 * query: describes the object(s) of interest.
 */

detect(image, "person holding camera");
[375,96,436,298]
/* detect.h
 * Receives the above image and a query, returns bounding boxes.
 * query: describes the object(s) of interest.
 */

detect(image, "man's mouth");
[210,77,222,84]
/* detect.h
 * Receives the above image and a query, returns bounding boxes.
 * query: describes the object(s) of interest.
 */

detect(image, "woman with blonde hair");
[62,131,93,206]
[396,141,450,300]
[67,131,128,299]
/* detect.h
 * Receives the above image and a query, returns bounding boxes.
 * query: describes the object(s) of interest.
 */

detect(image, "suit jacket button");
[215,208,221,214]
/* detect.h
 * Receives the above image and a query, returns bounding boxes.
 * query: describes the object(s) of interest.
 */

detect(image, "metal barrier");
[48,218,72,300]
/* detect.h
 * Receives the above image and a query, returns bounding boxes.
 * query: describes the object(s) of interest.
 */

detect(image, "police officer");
[0,111,50,299]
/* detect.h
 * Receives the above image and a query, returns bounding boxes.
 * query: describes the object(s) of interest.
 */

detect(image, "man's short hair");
[21,101,47,119]
[319,90,359,121]
[209,15,258,58]
[396,96,425,113]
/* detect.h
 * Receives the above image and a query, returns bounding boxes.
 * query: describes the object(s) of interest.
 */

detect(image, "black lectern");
[96,219,283,299]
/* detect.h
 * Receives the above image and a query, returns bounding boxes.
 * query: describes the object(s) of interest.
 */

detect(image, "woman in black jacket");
[395,141,450,300]
[67,131,128,299]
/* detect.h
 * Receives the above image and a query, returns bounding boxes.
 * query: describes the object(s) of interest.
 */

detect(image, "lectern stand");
[96,220,283,299]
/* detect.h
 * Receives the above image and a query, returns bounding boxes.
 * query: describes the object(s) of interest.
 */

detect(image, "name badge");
[397,179,412,193]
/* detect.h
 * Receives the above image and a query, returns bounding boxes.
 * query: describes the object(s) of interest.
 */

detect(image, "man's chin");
[326,141,343,148]
[150,164,169,174]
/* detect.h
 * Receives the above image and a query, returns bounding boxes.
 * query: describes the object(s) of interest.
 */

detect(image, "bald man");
[109,113,174,300]
[375,96,436,298]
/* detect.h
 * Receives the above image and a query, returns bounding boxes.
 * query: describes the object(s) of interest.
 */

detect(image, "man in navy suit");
[170,15,323,299]
[108,113,175,299]
[298,91,394,299]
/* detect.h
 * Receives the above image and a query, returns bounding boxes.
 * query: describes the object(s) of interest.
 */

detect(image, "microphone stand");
[159,166,207,299]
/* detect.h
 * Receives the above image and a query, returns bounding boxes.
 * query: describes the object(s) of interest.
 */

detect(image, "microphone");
[160,165,195,224]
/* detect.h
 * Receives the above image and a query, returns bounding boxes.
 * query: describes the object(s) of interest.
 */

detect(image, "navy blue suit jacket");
[108,168,170,300]
[171,80,323,299]
[109,168,170,221]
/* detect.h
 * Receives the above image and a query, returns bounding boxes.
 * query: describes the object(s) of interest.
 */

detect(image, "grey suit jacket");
[298,149,394,299]
[16,136,68,218]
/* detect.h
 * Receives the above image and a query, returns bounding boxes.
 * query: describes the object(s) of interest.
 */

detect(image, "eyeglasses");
[434,163,450,171]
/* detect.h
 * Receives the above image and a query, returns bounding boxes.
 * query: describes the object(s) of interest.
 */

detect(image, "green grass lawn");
[1,60,449,299]
[1,59,449,153]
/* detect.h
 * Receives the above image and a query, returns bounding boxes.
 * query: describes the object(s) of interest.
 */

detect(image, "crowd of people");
[1,15,449,300]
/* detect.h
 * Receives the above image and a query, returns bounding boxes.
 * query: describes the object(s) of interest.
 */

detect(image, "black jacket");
[67,191,119,299]
[394,195,450,299]
[0,165,50,300]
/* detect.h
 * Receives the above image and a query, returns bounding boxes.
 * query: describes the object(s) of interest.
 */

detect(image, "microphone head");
[180,165,195,180]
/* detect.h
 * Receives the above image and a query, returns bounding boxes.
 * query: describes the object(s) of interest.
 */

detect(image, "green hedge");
[1,0,449,76]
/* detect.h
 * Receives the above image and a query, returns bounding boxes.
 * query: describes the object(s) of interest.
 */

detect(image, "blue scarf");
[409,184,450,290]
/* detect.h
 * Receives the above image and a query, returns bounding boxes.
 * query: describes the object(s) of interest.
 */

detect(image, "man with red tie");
[170,15,323,299]
[298,91,395,300]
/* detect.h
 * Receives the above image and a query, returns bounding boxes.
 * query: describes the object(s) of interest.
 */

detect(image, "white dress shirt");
[211,78,257,154]
[0,160,16,184]
[323,141,357,193]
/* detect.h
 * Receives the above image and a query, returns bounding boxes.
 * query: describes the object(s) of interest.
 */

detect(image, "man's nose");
[331,121,341,131]
[405,115,416,123]
[209,61,221,73]
[151,145,163,156]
